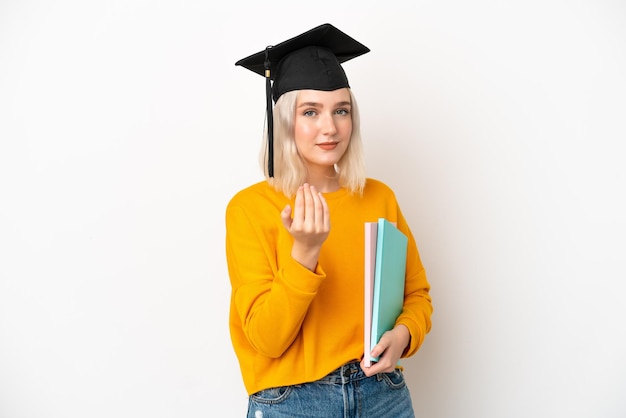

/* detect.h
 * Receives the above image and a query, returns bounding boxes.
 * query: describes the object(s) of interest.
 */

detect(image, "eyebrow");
[297,101,352,108]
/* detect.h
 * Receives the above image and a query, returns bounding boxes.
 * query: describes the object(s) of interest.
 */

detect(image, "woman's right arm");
[225,187,328,358]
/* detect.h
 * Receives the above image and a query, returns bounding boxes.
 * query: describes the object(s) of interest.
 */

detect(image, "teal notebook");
[369,218,408,362]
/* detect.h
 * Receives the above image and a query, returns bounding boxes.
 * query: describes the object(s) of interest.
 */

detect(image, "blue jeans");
[246,361,415,418]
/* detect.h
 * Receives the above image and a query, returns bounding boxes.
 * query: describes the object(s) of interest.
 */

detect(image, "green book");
[369,218,408,363]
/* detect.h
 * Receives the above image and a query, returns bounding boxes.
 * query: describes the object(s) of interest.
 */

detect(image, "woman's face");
[293,88,352,172]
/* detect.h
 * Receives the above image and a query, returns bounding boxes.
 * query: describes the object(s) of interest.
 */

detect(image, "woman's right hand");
[280,183,330,271]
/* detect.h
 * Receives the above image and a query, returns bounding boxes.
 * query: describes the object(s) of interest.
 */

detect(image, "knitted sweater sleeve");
[225,197,326,358]
[395,205,433,357]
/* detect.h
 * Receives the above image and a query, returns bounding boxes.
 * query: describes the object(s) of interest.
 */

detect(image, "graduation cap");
[235,23,370,177]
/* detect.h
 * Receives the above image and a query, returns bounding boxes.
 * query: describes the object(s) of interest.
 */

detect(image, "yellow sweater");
[225,178,432,395]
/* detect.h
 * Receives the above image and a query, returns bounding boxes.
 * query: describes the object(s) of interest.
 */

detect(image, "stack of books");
[364,218,408,367]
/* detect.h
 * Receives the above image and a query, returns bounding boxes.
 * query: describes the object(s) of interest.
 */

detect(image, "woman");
[226,23,433,417]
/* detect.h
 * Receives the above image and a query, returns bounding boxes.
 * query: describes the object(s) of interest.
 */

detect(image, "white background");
[1,1,625,417]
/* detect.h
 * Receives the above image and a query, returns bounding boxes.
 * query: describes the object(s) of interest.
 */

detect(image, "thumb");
[370,335,389,359]
[370,343,384,359]
[281,204,293,229]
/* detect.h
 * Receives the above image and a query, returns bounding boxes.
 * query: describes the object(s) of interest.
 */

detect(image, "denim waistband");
[317,360,367,384]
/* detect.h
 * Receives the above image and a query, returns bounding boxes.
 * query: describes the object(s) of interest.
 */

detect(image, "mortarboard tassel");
[264,46,274,178]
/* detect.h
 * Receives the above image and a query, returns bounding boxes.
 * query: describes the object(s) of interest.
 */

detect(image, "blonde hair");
[260,89,366,197]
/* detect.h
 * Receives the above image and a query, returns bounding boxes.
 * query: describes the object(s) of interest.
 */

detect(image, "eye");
[303,109,317,117]
[335,108,350,116]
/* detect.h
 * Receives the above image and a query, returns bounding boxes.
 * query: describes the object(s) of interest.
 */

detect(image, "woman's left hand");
[360,324,410,377]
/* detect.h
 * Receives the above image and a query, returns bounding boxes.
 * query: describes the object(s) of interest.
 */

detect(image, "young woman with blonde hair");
[226,23,433,417]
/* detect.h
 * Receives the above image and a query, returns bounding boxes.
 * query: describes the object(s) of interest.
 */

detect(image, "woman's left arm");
[361,206,433,376]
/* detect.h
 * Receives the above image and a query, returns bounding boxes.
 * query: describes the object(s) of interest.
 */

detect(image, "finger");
[310,187,324,229]
[370,338,389,360]
[370,344,383,360]
[302,184,315,229]
[281,205,293,230]
[370,337,400,373]
[319,192,330,231]
[292,186,305,226]
[359,358,376,377]
[361,358,386,377]
[368,350,394,373]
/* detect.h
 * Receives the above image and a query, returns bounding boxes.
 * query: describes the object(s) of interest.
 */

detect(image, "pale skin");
[279,88,410,377]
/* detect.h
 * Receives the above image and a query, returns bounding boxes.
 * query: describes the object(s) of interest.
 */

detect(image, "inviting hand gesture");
[280,183,330,271]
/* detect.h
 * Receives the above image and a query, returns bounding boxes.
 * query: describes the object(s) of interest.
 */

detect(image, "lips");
[317,142,339,150]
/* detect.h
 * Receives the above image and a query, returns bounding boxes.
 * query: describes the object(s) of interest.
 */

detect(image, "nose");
[320,112,337,135]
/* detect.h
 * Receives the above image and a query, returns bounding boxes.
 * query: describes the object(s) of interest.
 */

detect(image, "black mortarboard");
[235,23,370,177]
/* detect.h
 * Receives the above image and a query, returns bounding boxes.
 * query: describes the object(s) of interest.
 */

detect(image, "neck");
[306,166,340,193]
